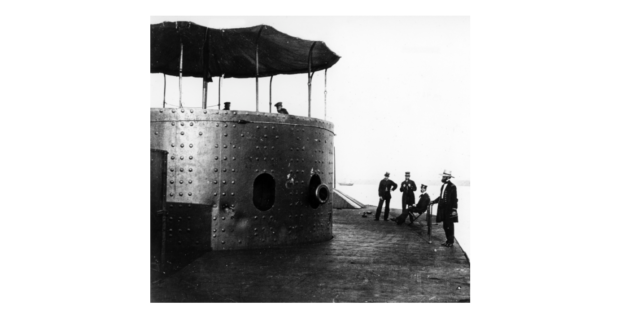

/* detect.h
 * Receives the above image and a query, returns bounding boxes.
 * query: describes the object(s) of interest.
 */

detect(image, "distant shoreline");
[349,180,470,187]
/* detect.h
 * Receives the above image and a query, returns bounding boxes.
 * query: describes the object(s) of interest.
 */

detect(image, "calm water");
[336,183,470,258]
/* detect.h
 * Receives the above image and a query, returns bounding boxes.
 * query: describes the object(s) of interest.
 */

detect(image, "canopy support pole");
[202,79,207,110]
[324,69,328,120]
[255,26,265,112]
[162,74,166,108]
[308,42,317,118]
[201,28,210,110]
[179,43,183,108]
[218,76,224,110]
[269,76,273,113]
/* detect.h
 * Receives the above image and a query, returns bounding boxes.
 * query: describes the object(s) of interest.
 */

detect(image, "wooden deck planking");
[151,207,470,302]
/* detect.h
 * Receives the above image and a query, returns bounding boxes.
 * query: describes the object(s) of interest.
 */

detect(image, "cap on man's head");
[275,102,282,107]
[421,184,427,189]
[384,172,390,177]
[405,172,410,176]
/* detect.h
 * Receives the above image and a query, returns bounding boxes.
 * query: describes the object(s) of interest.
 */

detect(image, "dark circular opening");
[316,185,329,203]
[253,173,275,211]
[308,175,322,209]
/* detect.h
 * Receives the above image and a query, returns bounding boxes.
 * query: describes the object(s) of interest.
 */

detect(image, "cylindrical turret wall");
[151,108,335,251]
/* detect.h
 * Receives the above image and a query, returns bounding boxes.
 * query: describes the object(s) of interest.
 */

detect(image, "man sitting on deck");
[391,184,430,225]
[275,102,289,114]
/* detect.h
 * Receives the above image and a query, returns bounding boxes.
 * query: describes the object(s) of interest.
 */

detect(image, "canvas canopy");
[151,21,341,81]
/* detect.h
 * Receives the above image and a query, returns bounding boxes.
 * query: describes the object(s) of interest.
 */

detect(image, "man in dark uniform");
[400,172,417,224]
[392,184,430,225]
[375,172,397,221]
[430,170,459,247]
[274,102,289,114]
[223,101,231,110]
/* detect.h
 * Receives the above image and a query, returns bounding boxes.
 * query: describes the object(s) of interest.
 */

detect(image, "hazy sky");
[150,16,470,183]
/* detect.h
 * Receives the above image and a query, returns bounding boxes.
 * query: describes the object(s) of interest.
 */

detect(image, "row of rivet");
[170,180,193,184]
[170,168,194,172]
[213,168,236,172]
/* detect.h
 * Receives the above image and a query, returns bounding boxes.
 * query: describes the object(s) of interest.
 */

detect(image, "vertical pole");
[179,43,183,108]
[202,80,207,109]
[162,74,166,108]
[269,76,273,113]
[334,146,337,189]
[307,42,317,118]
[218,76,223,110]
[308,73,312,117]
[201,28,210,110]
[324,69,328,120]
[255,26,265,112]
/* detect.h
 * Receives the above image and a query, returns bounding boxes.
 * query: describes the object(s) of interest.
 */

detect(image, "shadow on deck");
[151,207,470,302]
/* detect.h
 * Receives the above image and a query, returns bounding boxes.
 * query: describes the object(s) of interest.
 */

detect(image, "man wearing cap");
[392,184,430,225]
[375,172,398,221]
[223,101,231,110]
[274,102,289,114]
[399,172,417,224]
[430,170,459,247]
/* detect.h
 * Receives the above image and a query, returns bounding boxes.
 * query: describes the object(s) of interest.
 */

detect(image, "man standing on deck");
[391,184,430,225]
[274,102,289,114]
[399,172,417,224]
[375,172,397,221]
[430,170,459,247]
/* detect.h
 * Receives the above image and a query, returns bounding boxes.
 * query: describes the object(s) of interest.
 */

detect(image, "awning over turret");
[151,21,341,80]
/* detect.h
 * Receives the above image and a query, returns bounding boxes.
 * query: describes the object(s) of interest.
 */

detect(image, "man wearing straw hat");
[375,172,397,221]
[431,170,459,247]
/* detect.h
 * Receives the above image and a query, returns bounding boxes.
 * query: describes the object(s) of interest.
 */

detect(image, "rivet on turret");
[231,181,235,184]
[179,192,183,196]
[222,193,226,196]
[188,180,192,184]
[216,123,219,127]
[181,109,185,113]
[232,169,235,172]
[224,133,228,137]
[214,193,217,196]
[231,193,234,196]
[179,180,183,184]
[188,192,192,196]
[222,217,226,220]
[215,156,219,160]
[159,109,163,113]
[213,180,218,184]
[170,193,174,196]
[199,132,203,136]
[214,168,218,172]
[241,134,244,137]
[170,168,174,172]
[224,124,228,127]
[255,169,259,172]
[190,122,194,126]
[172,109,176,113]
[189,156,193,160]
[180,156,184,160]
[181,123,184,126]
[223,145,227,148]
[232,157,236,160]
[222,180,226,184]
[180,143,184,148]
[171,143,175,147]
[223,156,227,160]
[171,156,175,160]
[154,132,158,135]
[181,131,184,135]
[223,168,227,172]
[170,180,174,184]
